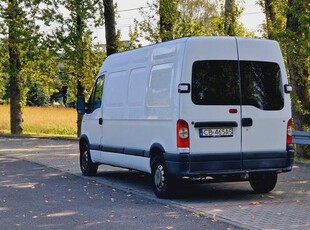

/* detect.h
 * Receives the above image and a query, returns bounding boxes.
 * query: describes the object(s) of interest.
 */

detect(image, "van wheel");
[80,141,98,176]
[249,172,277,193]
[151,155,175,198]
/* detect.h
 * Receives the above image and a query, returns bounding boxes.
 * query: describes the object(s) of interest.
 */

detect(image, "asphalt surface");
[0,137,239,230]
[0,136,309,230]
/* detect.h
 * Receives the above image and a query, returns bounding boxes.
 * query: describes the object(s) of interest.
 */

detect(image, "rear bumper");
[164,149,294,177]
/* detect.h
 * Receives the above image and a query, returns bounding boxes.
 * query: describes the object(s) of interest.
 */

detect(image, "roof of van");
[98,36,278,75]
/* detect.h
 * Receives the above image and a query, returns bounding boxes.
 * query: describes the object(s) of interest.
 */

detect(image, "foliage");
[0,41,9,104]
[0,0,47,134]
[0,0,307,145]
[159,0,179,41]
[134,0,253,44]
[258,0,287,39]
[26,83,50,106]
[221,0,253,37]
[286,0,310,158]
[41,0,105,94]
[134,1,161,44]
[124,24,142,51]
[259,0,310,158]
[176,0,222,36]
[0,0,106,135]
[19,0,107,136]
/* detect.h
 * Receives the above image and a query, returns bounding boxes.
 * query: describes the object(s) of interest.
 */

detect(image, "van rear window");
[192,61,240,105]
[240,61,284,110]
[192,60,284,110]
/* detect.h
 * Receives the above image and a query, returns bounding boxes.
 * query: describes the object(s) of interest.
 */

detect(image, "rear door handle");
[99,118,103,125]
[242,118,253,127]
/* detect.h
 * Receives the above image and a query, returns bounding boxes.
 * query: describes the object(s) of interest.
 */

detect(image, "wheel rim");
[154,165,165,190]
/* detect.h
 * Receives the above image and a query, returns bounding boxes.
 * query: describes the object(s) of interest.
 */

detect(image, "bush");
[26,83,50,106]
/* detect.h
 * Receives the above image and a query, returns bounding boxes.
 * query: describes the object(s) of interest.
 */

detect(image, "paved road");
[0,137,240,230]
[0,154,239,230]
[0,136,309,229]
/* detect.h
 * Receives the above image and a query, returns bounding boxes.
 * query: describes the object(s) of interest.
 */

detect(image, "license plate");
[199,128,233,137]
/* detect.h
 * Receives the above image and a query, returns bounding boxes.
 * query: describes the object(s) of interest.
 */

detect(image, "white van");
[77,36,294,198]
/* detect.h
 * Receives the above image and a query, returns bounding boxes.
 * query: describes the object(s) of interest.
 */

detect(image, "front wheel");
[80,141,98,176]
[249,172,277,193]
[151,155,176,198]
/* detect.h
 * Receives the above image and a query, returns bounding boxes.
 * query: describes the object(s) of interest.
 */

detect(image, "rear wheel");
[249,172,277,193]
[80,141,98,176]
[151,155,176,198]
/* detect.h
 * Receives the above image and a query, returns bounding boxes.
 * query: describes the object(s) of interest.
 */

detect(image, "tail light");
[287,118,293,145]
[177,119,190,148]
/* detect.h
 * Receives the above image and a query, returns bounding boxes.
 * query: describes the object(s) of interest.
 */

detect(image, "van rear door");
[237,38,290,169]
[181,37,242,172]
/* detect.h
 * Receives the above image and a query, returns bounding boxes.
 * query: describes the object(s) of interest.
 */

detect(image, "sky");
[92,0,266,45]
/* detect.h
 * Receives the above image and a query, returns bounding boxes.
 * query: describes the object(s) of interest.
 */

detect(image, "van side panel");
[90,40,186,173]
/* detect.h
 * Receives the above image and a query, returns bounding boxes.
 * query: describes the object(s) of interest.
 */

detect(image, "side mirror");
[284,84,292,93]
[77,96,86,115]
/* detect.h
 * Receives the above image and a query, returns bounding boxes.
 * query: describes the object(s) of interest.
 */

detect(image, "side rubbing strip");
[89,144,149,158]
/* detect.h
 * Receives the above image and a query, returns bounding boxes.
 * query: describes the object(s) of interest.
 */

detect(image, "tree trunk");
[262,0,277,39]
[224,0,236,36]
[159,0,175,42]
[8,0,23,134]
[77,80,84,137]
[9,63,23,135]
[103,0,117,56]
[159,0,173,42]
[286,0,310,158]
[76,8,84,138]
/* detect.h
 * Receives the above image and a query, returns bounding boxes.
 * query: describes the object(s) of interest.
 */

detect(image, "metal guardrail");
[293,131,310,145]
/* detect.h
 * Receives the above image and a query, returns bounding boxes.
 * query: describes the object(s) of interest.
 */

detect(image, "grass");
[0,105,77,137]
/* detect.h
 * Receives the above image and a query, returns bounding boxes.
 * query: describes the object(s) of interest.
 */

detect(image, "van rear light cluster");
[287,118,293,145]
[177,119,190,148]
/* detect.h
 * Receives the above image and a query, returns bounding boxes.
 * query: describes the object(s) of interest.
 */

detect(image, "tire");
[80,140,98,176]
[151,155,176,198]
[249,172,277,193]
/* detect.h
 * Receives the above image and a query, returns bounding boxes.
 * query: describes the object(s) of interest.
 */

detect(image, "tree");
[103,0,117,56]
[5,0,23,134]
[159,0,179,41]
[176,0,222,37]
[224,0,236,35]
[259,0,310,158]
[285,0,310,158]
[258,0,286,39]
[134,1,161,44]
[126,24,142,50]
[134,0,251,44]
[44,0,105,137]
[222,0,250,36]
[0,40,9,104]
[0,0,44,134]
[135,0,221,43]
[259,0,276,39]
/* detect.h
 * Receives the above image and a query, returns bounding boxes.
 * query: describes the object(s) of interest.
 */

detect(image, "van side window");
[192,61,240,105]
[147,64,174,106]
[87,75,105,113]
[241,61,284,110]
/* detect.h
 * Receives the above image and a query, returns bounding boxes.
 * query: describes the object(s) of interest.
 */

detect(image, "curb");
[294,161,310,167]
[0,134,78,142]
